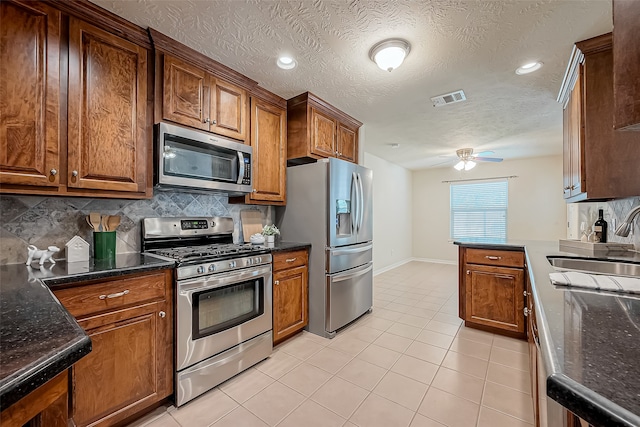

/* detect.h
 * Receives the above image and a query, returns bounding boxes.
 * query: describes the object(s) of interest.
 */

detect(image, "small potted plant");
[262,224,280,243]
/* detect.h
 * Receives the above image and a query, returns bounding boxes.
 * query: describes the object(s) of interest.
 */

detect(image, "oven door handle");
[179,265,272,294]
[236,152,245,185]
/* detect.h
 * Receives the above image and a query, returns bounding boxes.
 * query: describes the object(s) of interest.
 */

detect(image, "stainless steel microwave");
[155,122,252,195]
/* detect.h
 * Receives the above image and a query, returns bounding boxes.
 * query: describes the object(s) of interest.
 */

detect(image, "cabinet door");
[72,301,171,427]
[337,123,358,163]
[569,68,584,198]
[310,107,336,158]
[0,1,61,187]
[464,264,525,334]
[562,105,572,199]
[210,78,248,141]
[67,18,148,193]
[273,265,308,344]
[250,98,286,203]
[162,55,209,131]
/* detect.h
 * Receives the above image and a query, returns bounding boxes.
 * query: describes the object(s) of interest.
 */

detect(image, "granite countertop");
[266,241,311,253]
[455,240,640,426]
[0,253,175,408]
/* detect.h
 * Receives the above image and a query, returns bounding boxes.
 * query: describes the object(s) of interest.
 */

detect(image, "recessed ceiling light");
[369,39,411,72]
[516,61,543,75]
[277,56,297,70]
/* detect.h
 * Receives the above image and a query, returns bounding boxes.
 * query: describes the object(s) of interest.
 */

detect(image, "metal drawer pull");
[99,289,130,300]
[485,256,502,260]
[285,258,297,263]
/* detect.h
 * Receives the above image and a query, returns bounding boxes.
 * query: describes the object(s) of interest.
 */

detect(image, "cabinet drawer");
[54,272,167,318]
[273,250,308,271]
[466,248,524,268]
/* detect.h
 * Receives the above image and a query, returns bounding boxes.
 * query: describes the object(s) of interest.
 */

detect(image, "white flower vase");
[265,235,275,243]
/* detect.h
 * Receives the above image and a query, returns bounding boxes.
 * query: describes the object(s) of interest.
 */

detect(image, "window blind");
[450,180,508,243]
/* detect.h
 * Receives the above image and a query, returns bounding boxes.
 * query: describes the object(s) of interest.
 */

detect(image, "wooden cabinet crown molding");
[149,28,258,93]
[251,85,287,109]
[45,0,152,49]
[288,92,362,130]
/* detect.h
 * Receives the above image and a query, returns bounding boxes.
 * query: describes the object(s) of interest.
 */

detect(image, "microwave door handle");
[236,152,245,185]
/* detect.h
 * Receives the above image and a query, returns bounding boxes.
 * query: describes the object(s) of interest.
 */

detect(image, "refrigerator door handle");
[329,243,373,256]
[351,172,358,234]
[357,173,364,232]
[331,263,373,282]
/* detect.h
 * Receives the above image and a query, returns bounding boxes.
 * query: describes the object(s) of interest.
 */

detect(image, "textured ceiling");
[91,0,612,170]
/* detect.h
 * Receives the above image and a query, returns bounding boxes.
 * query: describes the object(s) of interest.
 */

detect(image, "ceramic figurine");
[65,235,90,263]
[26,245,60,265]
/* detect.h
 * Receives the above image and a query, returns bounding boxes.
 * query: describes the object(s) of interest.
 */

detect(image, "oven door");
[176,264,272,371]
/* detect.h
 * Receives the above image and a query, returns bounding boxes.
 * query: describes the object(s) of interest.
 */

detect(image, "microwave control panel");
[242,156,251,185]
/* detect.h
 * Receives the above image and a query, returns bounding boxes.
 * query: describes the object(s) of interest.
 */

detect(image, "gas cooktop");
[149,243,269,264]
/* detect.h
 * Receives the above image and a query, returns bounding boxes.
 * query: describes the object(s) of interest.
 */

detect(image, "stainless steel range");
[142,217,272,407]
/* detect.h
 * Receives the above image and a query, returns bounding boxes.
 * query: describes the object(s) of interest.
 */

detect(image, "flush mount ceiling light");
[516,61,543,75]
[369,39,411,72]
[276,56,297,70]
[454,160,476,171]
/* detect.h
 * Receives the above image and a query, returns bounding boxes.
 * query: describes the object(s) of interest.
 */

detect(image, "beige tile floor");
[129,261,534,427]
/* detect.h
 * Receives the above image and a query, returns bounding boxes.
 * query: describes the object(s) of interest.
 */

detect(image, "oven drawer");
[465,248,524,268]
[54,272,167,318]
[273,250,308,271]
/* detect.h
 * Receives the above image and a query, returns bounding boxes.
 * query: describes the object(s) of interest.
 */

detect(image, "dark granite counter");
[265,241,311,253]
[455,240,640,427]
[0,253,175,409]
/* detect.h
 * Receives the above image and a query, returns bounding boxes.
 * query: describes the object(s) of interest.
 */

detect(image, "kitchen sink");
[547,257,640,277]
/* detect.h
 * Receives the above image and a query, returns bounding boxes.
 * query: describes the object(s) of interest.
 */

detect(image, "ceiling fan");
[447,148,503,170]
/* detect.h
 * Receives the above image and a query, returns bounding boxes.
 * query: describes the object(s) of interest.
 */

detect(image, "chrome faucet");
[614,204,640,237]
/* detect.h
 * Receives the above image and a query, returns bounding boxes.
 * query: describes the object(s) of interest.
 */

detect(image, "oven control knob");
[255,257,261,264]
[247,259,253,265]
[208,264,216,272]
[197,266,205,274]
[229,261,236,268]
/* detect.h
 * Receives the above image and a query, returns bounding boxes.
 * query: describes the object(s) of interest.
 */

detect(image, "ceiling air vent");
[430,90,466,107]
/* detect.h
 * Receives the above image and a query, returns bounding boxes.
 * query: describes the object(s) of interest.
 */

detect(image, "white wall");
[412,155,566,263]
[363,153,413,273]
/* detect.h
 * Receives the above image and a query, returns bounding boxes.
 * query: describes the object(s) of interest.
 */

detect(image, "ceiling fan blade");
[474,150,494,157]
[473,156,503,162]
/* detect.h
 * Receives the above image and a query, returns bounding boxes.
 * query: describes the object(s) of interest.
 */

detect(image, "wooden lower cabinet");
[272,249,309,345]
[53,269,173,427]
[459,246,526,338]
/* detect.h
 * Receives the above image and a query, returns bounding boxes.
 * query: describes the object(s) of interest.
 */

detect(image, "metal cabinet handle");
[50,168,57,176]
[72,170,78,177]
[485,256,502,260]
[524,307,529,317]
[466,270,470,275]
[99,289,129,300]
[211,119,217,125]
[159,311,166,318]
[204,118,211,123]
[274,280,280,285]
[285,258,297,263]
[253,189,258,193]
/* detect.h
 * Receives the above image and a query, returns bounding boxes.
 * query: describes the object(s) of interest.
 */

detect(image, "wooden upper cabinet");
[310,107,337,158]
[249,97,286,204]
[210,78,248,141]
[0,1,61,187]
[160,53,249,142]
[558,33,640,202]
[163,55,208,131]
[287,92,361,164]
[67,18,148,194]
[337,124,358,163]
[612,0,640,131]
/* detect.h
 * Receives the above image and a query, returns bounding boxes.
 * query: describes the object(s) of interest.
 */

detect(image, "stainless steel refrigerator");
[278,158,373,338]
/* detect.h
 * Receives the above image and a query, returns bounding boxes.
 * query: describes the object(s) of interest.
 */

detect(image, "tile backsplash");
[0,192,270,265]
[570,196,640,249]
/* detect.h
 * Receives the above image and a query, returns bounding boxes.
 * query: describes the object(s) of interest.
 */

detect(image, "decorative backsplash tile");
[0,193,270,265]
[572,196,640,249]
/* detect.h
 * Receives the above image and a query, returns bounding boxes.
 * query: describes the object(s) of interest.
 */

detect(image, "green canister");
[93,231,116,260]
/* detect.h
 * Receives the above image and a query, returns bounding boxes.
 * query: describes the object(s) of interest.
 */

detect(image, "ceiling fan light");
[369,39,411,72]
[464,160,476,171]
[454,160,465,171]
